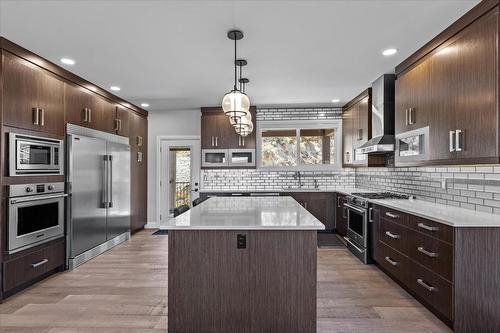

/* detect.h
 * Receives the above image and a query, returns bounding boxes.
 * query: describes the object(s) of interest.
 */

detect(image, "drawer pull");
[385,231,400,239]
[384,256,398,266]
[417,223,439,232]
[31,259,48,268]
[417,247,439,258]
[385,212,399,219]
[417,278,437,292]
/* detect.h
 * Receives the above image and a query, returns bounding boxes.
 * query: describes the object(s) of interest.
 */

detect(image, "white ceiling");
[0,0,479,111]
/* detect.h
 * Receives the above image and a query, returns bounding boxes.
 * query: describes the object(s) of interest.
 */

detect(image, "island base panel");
[168,230,317,333]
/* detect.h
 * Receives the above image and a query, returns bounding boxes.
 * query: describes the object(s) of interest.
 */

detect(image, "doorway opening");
[158,137,200,228]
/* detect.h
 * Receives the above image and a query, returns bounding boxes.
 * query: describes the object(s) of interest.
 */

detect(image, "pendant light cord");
[234,33,237,91]
[239,64,242,91]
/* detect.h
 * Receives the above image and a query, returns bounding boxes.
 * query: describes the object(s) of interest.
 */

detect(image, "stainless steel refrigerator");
[66,124,131,269]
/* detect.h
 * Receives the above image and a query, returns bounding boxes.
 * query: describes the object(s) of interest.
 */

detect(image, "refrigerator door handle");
[108,155,113,208]
[102,156,109,208]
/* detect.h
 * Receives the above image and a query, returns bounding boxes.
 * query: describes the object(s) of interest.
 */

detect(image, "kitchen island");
[165,196,325,333]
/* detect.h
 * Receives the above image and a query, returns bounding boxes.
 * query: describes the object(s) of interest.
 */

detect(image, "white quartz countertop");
[200,187,500,227]
[164,196,326,230]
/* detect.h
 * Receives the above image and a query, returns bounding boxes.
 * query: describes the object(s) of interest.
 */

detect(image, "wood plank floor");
[0,230,452,332]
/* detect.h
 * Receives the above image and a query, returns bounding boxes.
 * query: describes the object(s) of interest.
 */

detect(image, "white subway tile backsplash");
[201,108,499,215]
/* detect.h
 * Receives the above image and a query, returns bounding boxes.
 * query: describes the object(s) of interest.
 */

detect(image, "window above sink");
[257,120,342,171]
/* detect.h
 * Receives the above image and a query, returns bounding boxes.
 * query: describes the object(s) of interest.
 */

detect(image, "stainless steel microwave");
[9,133,64,176]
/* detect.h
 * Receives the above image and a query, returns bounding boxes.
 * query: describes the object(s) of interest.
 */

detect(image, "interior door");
[160,139,200,225]
[106,142,131,240]
[68,135,107,257]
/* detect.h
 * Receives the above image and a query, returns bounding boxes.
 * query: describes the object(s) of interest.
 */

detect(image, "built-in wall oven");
[9,133,64,176]
[8,182,66,254]
[343,196,372,264]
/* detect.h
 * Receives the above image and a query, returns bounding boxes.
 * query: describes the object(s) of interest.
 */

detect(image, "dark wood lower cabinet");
[2,238,65,294]
[289,192,334,232]
[373,204,500,332]
[334,193,347,237]
[168,230,317,333]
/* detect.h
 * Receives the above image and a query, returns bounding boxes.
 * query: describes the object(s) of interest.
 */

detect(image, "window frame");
[256,119,343,171]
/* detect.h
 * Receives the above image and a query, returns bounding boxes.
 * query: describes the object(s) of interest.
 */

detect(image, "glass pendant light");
[222,30,250,119]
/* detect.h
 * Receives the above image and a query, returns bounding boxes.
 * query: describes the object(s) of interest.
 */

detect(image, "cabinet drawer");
[379,206,408,225]
[379,218,410,254]
[408,232,453,282]
[408,261,453,321]
[3,240,65,291]
[376,241,413,287]
[408,216,453,244]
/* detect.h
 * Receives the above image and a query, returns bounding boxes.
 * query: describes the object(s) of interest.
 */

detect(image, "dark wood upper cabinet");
[2,52,64,136]
[116,105,130,137]
[342,89,385,168]
[395,5,499,166]
[201,106,256,150]
[98,98,118,134]
[64,82,96,128]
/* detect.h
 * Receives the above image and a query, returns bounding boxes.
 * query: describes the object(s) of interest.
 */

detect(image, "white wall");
[147,109,201,224]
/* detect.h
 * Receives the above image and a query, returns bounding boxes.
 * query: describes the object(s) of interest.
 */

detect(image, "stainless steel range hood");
[357,74,395,154]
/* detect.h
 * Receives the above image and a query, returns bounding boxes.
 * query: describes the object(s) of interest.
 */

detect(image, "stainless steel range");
[343,192,410,263]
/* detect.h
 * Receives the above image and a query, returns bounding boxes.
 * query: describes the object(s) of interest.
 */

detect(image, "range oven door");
[345,203,368,248]
[8,193,66,253]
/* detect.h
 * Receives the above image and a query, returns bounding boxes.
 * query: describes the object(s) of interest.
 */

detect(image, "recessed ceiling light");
[110,86,121,91]
[331,99,340,103]
[141,103,150,108]
[60,58,75,65]
[382,48,398,56]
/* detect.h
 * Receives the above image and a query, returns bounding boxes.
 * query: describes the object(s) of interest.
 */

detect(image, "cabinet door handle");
[385,256,398,266]
[385,231,400,239]
[114,119,120,131]
[137,151,143,162]
[409,108,415,125]
[405,108,409,126]
[369,207,373,222]
[215,136,218,146]
[417,278,437,292]
[417,223,438,232]
[119,119,122,132]
[83,108,88,122]
[33,107,39,125]
[211,136,214,147]
[455,129,462,152]
[39,108,45,126]
[31,258,48,268]
[449,131,455,152]
[385,212,399,219]
[88,108,92,123]
[417,247,439,258]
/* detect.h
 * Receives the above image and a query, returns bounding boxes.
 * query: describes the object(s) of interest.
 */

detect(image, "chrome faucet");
[294,171,303,188]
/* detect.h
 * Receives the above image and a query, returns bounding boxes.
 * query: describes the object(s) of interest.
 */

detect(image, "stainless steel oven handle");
[343,237,363,253]
[344,203,367,215]
[10,193,67,204]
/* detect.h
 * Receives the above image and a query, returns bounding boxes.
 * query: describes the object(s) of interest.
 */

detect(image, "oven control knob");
[26,187,33,193]
[48,185,54,191]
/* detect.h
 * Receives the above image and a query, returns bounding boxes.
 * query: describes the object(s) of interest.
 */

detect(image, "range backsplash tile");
[355,166,500,214]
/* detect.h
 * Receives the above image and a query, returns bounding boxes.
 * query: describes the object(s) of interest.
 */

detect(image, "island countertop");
[164,196,325,230]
